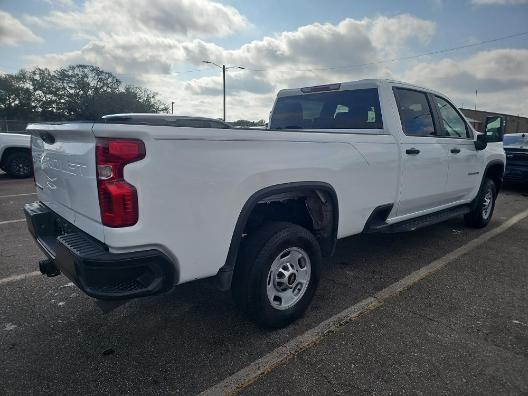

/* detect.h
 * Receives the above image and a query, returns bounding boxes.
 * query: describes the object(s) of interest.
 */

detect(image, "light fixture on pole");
[202,61,245,121]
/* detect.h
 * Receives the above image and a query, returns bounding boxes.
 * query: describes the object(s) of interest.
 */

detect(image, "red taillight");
[95,138,145,227]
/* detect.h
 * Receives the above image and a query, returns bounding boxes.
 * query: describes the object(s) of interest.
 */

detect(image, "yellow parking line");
[0,271,40,286]
[0,219,25,226]
[0,192,37,199]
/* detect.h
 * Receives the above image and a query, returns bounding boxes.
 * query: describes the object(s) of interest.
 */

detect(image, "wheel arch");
[470,160,504,211]
[483,160,505,193]
[215,181,339,291]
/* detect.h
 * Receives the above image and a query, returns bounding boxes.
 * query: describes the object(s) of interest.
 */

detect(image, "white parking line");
[0,219,25,226]
[0,192,37,199]
[200,207,528,396]
[0,271,40,286]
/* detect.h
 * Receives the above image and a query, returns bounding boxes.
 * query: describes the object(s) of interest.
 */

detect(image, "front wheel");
[464,178,497,228]
[232,222,321,328]
[4,151,33,178]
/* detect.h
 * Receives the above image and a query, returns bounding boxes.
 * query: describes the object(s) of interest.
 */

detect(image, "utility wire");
[3,30,524,76]
[245,30,528,73]
[171,67,211,75]
[170,30,528,75]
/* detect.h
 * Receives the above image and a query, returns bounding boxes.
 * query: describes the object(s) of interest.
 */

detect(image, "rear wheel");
[464,178,497,228]
[232,222,321,328]
[4,151,33,178]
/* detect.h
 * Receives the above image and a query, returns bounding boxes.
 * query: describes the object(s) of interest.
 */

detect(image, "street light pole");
[171,101,174,114]
[202,61,244,122]
[222,65,226,122]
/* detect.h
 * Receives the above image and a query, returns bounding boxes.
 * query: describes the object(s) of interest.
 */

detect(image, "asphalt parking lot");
[1,172,527,395]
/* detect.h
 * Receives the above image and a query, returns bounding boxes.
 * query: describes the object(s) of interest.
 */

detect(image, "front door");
[432,95,482,202]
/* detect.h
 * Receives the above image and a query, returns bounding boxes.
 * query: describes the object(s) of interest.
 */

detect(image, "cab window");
[434,96,470,138]
[269,88,383,130]
[393,88,436,137]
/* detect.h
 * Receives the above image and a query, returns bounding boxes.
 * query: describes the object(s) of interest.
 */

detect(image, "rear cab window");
[393,87,437,137]
[269,88,383,131]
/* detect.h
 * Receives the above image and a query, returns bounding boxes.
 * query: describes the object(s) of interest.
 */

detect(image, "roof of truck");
[276,79,445,98]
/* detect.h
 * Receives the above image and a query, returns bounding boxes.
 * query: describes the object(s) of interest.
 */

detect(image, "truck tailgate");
[28,123,104,242]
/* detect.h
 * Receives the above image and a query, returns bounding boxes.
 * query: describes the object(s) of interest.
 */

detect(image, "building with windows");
[460,108,528,134]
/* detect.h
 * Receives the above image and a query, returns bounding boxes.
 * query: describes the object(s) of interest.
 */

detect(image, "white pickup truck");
[24,79,505,328]
[0,132,32,178]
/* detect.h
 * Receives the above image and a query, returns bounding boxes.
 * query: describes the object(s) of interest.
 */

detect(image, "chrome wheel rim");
[482,189,493,220]
[266,247,311,311]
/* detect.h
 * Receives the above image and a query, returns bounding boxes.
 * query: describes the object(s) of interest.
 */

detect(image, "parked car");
[503,133,528,184]
[0,132,32,178]
[24,79,505,328]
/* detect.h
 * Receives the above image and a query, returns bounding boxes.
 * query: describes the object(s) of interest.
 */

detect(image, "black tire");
[4,151,33,178]
[464,178,497,228]
[232,222,322,329]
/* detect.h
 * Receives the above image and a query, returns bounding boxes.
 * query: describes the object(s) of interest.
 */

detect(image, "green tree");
[230,119,267,127]
[0,70,35,120]
[0,64,169,122]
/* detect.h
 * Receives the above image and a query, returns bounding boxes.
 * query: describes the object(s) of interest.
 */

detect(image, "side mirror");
[484,115,505,143]
[474,133,487,151]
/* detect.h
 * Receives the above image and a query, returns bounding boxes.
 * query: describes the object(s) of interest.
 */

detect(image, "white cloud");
[21,6,527,119]
[140,73,274,120]
[28,0,249,38]
[183,15,434,107]
[209,15,435,72]
[43,0,75,7]
[0,11,43,46]
[27,33,189,74]
[26,14,437,119]
[472,0,528,4]
[185,71,274,95]
[29,14,435,73]
[403,49,528,115]
[369,14,436,56]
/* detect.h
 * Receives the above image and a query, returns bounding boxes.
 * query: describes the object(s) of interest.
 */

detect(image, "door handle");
[405,148,420,155]
[450,148,461,154]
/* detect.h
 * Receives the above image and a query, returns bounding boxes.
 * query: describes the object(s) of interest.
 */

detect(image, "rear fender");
[215,181,339,291]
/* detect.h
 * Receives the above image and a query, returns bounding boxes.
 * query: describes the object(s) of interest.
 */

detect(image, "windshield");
[270,88,383,130]
[503,134,528,148]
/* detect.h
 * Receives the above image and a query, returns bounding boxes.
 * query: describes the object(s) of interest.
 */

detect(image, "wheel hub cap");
[12,158,31,176]
[482,189,493,219]
[267,247,311,310]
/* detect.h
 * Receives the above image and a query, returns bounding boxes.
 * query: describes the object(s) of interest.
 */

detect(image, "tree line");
[230,119,267,127]
[0,64,169,121]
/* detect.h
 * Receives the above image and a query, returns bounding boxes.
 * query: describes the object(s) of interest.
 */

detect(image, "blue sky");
[221,0,528,50]
[1,0,527,119]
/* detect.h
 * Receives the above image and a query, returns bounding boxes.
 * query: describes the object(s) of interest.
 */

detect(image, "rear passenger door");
[393,88,450,217]
[431,95,482,203]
